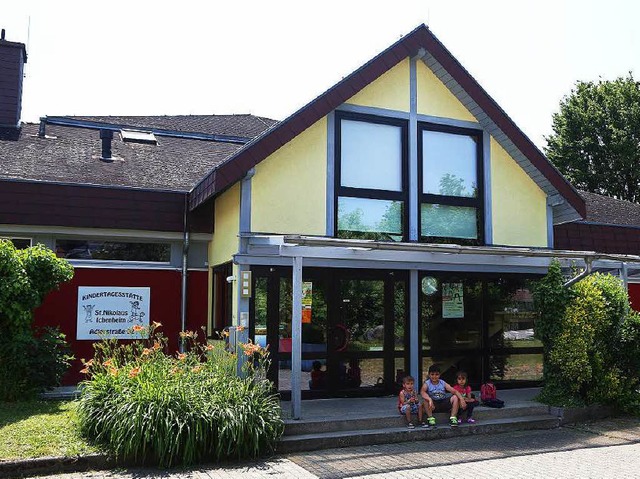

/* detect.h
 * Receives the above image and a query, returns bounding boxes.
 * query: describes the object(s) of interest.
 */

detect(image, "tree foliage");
[0,240,74,400]
[545,74,640,202]
[534,261,640,411]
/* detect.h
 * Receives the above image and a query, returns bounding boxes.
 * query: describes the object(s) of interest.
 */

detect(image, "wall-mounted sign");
[442,282,464,319]
[302,282,313,323]
[77,286,150,340]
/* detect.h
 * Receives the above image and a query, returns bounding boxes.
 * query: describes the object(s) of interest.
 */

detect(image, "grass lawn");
[0,400,95,461]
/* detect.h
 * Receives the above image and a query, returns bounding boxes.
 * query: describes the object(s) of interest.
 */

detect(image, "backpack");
[480,382,497,402]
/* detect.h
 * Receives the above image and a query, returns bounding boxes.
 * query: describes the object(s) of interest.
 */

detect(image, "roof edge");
[189,24,585,219]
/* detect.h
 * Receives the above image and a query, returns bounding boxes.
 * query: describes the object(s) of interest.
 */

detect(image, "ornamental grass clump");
[76,324,283,467]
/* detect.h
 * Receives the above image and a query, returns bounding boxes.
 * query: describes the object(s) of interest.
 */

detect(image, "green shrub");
[534,261,640,411]
[77,325,283,467]
[0,241,74,400]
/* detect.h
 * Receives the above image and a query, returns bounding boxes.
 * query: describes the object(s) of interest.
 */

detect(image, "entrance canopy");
[236,234,640,277]
[235,234,640,419]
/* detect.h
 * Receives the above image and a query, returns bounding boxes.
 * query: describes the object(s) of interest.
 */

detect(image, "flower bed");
[77,325,283,467]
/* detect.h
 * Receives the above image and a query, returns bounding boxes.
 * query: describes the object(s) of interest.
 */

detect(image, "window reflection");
[422,130,477,197]
[55,239,170,262]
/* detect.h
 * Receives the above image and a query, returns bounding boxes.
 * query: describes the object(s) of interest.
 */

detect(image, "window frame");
[334,111,409,241]
[417,122,484,245]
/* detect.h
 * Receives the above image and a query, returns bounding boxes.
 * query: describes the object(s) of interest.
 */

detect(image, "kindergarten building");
[2,26,639,401]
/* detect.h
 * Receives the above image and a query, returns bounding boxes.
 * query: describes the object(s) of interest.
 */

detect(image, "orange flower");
[205,344,214,351]
[80,367,90,374]
[152,341,161,351]
[236,325,245,332]
[191,365,203,373]
[221,330,230,338]
[142,348,151,356]
[241,341,260,356]
[108,367,119,377]
[129,367,141,378]
[103,359,114,367]
[132,324,144,332]
[177,353,187,361]
[152,321,162,329]
[82,358,94,367]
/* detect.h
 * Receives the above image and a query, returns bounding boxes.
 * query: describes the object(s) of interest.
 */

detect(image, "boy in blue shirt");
[420,364,466,428]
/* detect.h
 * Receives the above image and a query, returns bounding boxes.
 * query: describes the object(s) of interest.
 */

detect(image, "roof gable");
[189,24,585,222]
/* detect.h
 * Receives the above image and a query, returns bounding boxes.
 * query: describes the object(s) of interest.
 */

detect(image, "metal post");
[291,256,303,419]
[409,270,419,382]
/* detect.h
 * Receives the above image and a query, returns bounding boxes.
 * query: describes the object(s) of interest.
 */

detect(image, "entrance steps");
[278,388,560,453]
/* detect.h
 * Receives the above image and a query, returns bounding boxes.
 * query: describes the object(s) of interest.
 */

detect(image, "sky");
[3,0,640,150]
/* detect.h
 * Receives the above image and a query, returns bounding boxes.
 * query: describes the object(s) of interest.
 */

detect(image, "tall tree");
[545,74,640,202]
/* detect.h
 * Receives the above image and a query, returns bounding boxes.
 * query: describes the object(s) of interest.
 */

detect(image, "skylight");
[120,129,157,145]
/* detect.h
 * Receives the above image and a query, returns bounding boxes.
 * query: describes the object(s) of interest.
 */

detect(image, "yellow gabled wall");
[417,61,476,122]
[251,118,327,235]
[490,137,548,247]
[210,182,240,267]
[208,183,240,326]
[347,58,410,112]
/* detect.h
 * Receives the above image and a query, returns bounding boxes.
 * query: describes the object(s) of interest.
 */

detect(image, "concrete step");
[277,414,560,454]
[283,404,550,436]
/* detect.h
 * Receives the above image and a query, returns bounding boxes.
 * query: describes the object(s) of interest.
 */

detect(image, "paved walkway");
[34,418,640,479]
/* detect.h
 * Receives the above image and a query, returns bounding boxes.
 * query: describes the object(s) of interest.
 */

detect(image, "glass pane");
[423,130,477,197]
[254,277,268,348]
[341,119,402,191]
[422,355,482,388]
[279,278,328,353]
[339,279,384,352]
[7,238,31,249]
[421,204,477,239]
[338,197,403,241]
[55,239,170,262]
[487,283,541,349]
[421,278,483,352]
[394,280,406,351]
[490,354,543,381]
[395,357,408,390]
[278,360,312,392]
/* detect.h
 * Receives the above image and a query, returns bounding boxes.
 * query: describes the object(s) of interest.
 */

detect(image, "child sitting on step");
[453,371,478,424]
[397,375,427,428]
[421,364,466,428]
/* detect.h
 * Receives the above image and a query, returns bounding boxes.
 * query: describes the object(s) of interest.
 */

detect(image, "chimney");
[0,29,28,138]
[100,129,114,160]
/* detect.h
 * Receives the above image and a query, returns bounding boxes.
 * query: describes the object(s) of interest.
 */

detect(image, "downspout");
[563,257,593,288]
[180,193,190,352]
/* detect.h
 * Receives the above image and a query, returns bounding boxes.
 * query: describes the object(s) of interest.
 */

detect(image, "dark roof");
[0,115,277,191]
[189,24,585,219]
[580,190,640,227]
[69,115,276,139]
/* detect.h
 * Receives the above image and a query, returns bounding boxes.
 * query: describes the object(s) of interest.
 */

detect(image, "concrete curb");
[0,453,111,478]
[548,404,615,425]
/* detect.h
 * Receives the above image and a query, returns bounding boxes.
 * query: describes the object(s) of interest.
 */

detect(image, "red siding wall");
[33,267,209,384]
[629,284,640,312]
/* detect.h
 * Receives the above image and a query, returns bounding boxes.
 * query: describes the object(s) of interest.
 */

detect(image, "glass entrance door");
[252,267,407,398]
[420,276,484,386]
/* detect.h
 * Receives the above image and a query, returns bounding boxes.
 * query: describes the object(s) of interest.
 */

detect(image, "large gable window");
[419,124,483,244]
[336,113,407,241]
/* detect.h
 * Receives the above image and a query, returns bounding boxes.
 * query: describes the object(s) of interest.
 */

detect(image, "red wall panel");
[629,284,640,312]
[33,267,208,385]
